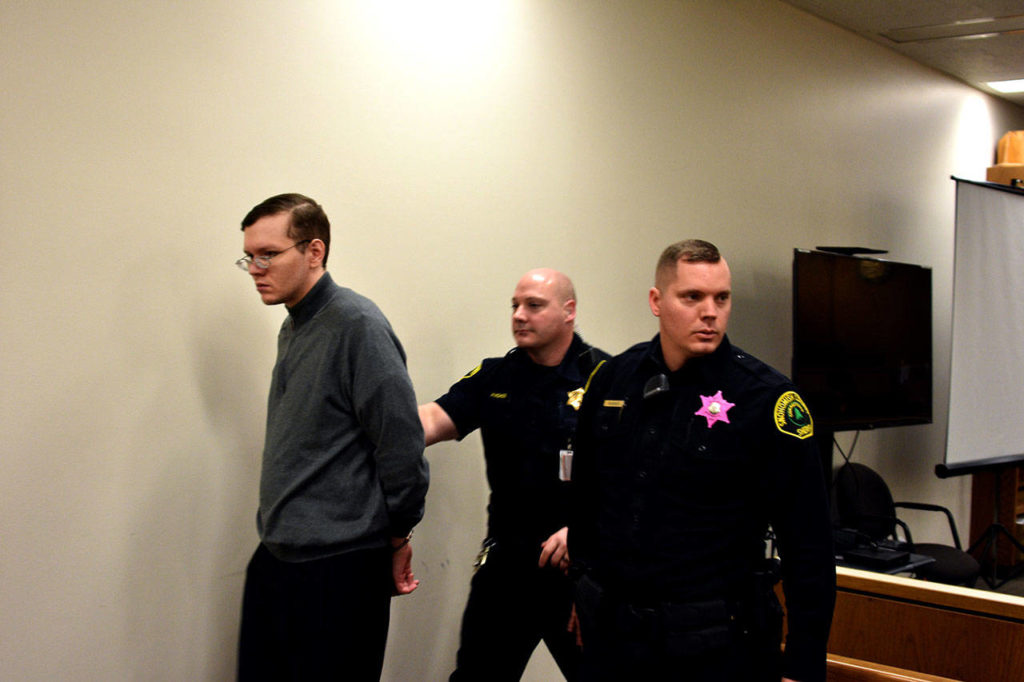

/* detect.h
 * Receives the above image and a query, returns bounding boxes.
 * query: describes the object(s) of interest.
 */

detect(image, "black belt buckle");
[662,599,732,630]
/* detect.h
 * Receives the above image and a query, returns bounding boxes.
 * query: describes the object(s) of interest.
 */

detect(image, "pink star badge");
[695,390,734,428]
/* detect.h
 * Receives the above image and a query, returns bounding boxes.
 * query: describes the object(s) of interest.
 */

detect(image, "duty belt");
[611,598,735,656]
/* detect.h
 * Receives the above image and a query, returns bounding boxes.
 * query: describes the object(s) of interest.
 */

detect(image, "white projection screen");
[943,178,1024,475]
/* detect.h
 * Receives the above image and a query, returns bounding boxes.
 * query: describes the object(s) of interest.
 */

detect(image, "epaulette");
[728,345,791,389]
[576,345,610,375]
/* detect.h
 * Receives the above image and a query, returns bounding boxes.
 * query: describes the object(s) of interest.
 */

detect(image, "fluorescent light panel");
[986,79,1024,93]
[882,15,1024,42]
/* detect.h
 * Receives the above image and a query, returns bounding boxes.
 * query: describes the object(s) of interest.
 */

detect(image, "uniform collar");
[512,333,589,382]
[644,333,733,378]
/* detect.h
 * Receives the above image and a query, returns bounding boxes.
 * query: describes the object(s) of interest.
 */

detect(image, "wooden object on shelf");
[986,164,1024,187]
[969,464,1024,567]
[990,131,1024,187]
[996,131,1024,164]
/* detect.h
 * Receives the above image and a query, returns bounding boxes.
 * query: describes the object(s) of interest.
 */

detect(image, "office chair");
[833,462,980,587]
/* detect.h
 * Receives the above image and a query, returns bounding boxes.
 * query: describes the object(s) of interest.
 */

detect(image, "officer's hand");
[539,526,570,573]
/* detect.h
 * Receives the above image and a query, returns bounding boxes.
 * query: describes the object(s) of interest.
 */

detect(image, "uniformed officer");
[569,241,835,682]
[420,268,609,681]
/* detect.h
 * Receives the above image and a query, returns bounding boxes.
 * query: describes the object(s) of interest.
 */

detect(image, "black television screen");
[791,248,932,431]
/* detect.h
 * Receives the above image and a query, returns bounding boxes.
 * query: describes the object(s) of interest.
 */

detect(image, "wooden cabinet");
[825,567,1024,682]
[969,464,1024,568]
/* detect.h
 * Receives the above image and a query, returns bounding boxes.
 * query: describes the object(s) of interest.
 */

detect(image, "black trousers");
[577,593,782,682]
[237,544,392,682]
[449,544,581,681]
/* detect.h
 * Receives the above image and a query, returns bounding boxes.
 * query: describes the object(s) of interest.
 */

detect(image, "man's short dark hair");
[241,193,331,267]
[655,239,721,288]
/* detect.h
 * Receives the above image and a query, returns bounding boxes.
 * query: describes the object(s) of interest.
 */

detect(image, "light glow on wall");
[354,0,515,70]
[952,94,995,179]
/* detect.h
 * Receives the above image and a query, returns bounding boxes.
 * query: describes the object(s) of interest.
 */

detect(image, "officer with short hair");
[569,240,835,682]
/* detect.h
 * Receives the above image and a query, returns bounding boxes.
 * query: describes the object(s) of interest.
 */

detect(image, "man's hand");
[538,526,570,573]
[391,540,419,596]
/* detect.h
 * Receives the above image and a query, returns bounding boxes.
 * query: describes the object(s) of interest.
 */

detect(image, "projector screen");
[943,178,1024,474]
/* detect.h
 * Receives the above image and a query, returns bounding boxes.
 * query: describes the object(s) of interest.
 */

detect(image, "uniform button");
[638,471,647,480]
[648,427,657,435]
[698,445,707,453]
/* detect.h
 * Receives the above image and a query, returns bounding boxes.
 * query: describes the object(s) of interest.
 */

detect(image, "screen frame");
[791,248,933,432]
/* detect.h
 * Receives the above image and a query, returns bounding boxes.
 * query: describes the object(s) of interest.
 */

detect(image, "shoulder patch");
[460,364,483,380]
[773,391,814,439]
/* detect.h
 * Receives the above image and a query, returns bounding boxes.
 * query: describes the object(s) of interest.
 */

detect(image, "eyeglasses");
[235,240,311,272]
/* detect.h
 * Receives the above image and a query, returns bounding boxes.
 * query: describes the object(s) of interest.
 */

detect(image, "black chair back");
[833,462,898,541]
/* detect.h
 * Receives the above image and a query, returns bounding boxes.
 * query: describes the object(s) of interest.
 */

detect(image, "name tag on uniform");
[559,449,573,481]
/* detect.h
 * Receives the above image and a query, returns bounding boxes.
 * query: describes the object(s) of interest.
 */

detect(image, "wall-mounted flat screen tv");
[792,248,932,431]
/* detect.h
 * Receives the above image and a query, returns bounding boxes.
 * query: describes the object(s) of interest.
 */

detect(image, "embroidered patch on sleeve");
[774,391,814,439]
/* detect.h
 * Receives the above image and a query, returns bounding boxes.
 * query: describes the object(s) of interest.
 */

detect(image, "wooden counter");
[826,566,1024,681]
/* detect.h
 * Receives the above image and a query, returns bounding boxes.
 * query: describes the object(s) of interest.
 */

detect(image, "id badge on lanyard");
[559,447,573,481]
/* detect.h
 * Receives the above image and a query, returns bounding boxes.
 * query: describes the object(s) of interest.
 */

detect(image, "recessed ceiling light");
[986,79,1024,93]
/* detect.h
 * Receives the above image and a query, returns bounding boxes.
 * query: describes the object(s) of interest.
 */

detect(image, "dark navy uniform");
[570,335,835,682]
[436,333,608,681]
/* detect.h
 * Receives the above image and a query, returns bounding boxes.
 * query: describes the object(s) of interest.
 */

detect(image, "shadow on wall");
[117,276,269,679]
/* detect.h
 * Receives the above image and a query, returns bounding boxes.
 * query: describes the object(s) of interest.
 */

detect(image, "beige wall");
[2,1,1022,679]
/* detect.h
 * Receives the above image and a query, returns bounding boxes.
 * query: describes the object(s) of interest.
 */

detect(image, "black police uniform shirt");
[570,334,835,681]
[436,333,607,554]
